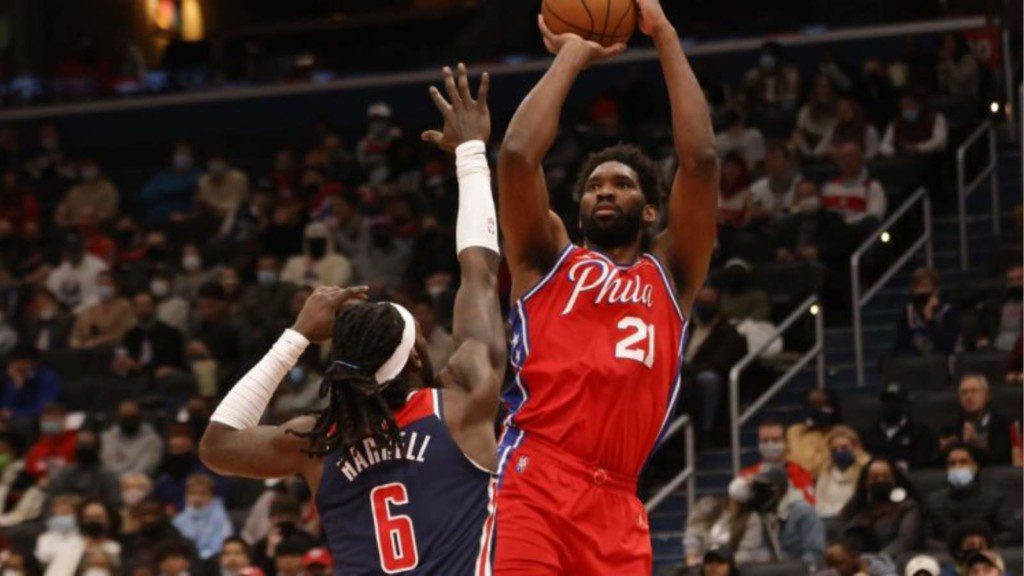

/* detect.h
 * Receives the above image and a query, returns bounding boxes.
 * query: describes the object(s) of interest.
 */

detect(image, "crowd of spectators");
[0,25,1016,576]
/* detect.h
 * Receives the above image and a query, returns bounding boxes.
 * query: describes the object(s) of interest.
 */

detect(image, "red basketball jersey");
[500,245,688,479]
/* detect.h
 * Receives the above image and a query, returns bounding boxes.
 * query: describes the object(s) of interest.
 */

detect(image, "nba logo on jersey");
[515,455,529,474]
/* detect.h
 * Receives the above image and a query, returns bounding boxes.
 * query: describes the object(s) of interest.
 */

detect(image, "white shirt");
[45,254,108,310]
[880,113,949,156]
[813,124,880,159]
[749,174,800,217]
[716,128,767,166]
[821,169,887,225]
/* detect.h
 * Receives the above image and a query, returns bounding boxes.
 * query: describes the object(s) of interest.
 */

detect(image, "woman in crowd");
[46,499,121,576]
[840,457,924,557]
[816,426,872,518]
[684,477,768,566]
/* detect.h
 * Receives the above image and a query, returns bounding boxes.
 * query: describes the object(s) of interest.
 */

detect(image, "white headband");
[375,303,417,384]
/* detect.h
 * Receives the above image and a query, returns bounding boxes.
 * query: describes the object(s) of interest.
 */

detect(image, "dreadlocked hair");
[290,302,410,458]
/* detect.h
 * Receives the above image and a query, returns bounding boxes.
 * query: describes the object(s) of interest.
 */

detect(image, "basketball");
[541,0,637,47]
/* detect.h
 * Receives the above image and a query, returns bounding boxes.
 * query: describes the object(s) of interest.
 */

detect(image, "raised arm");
[642,1,719,313]
[498,19,624,298]
[199,286,367,484]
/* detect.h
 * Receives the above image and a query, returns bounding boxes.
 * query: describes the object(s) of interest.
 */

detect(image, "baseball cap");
[303,547,333,568]
[752,464,788,491]
[904,554,941,576]
[966,550,1005,572]
[367,102,393,119]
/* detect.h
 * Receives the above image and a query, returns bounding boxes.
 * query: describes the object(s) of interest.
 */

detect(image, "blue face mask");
[40,420,63,436]
[948,467,975,489]
[760,53,778,70]
[46,514,76,534]
[832,449,856,471]
[256,270,277,286]
[902,108,920,123]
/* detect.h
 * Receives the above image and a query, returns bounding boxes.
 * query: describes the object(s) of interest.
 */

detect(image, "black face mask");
[868,482,894,503]
[80,520,107,539]
[693,303,718,324]
[308,238,328,259]
[911,292,931,311]
[1008,286,1023,301]
[76,445,99,466]
[724,267,751,291]
[748,482,778,513]
[164,453,195,478]
[120,417,142,436]
[880,402,905,424]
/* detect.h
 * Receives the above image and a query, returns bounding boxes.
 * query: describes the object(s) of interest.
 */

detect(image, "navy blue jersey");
[316,388,496,575]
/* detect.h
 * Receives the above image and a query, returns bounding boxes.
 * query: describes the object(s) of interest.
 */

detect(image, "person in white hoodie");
[280,222,352,288]
[816,426,872,519]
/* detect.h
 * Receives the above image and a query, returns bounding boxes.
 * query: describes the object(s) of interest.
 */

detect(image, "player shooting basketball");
[492,0,718,573]
[200,64,505,575]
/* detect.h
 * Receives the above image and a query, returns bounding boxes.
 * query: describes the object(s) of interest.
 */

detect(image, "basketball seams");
[608,0,635,41]
[576,0,596,39]
[543,1,597,39]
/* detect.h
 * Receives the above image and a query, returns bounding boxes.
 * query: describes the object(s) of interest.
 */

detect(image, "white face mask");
[150,279,171,298]
[123,487,148,506]
[82,569,112,576]
[797,197,821,214]
[759,440,786,462]
[182,255,202,272]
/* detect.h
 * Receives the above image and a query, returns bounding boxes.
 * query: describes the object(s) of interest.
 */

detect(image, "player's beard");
[581,203,644,251]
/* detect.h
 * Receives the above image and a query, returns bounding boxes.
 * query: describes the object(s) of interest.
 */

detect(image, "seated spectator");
[749,465,826,566]
[880,90,949,157]
[274,537,313,576]
[965,551,1007,576]
[743,42,801,113]
[239,255,297,352]
[815,426,871,519]
[0,432,39,525]
[841,457,924,556]
[22,288,74,352]
[54,158,119,228]
[971,264,1023,353]
[154,426,228,513]
[0,169,40,242]
[812,98,881,160]
[35,493,83,566]
[357,102,403,185]
[100,400,164,476]
[120,498,190,570]
[188,283,243,396]
[1,345,60,425]
[787,388,842,477]
[303,548,332,576]
[940,522,1007,576]
[411,294,453,369]
[46,233,108,310]
[44,499,120,576]
[77,549,122,576]
[252,495,317,575]
[681,287,748,437]
[906,555,943,576]
[718,259,771,323]
[859,59,899,130]
[685,478,791,566]
[197,153,250,221]
[893,267,961,359]
[749,143,801,221]
[936,33,981,107]
[697,546,740,576]
[776,179,855,267]
[219,537,259,576]
[47,429,120,507]
[139,142,201,227]
[860,382,938,470]
[118,472,153,535]
[281,222,352,288]
[715,108,766,168]
[792,74,839,152]
[154,538,196,576]
[741,417,815,504]
[70,271,135,349]
[926,442,1017,547]
[814,539,899,576]
[821,142,886,238]
[352,216,411,291]
[24,403,77,479]
[717,152,753,229]
[149,270,190,335]
[939,374,1012,465]
[112,291,185,378]
[172,474,233,561]
[174,243,218,303]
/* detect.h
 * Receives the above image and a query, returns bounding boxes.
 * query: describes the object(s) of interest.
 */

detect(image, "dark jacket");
[683,319,749,381]
[861,417,938,470]
[0,366,60,419]
[22,313,74,351]
[252,522,318,575]
[843,498,924,557]
[946,408,1013,466]
[46,462,121,507]
[893,301,961,357]
[123,320,186,372]
[926,478,1019,547]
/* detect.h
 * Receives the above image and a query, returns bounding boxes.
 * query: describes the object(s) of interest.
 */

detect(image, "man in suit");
[21,288,74,352]
[113,291,185,378]
[939,374,1012,466]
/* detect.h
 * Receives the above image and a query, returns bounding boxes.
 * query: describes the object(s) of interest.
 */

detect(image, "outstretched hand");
[537,15,625,66]
[422,63,491,153]
[634,0,672,36]
[292,285,369,343]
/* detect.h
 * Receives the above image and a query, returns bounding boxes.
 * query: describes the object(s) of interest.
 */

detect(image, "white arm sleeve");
[455,140,500,256]
[209,329,309,430]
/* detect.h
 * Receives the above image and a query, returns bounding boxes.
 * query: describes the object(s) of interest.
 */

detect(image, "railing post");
[815,300,826,390]
[957,145,969,270]
[851,254,864,387]
[989,125,1001,236]
[729,367,741,477]
[1003,27,1018,143]
[924,195,934,268]
[684,417,696,513]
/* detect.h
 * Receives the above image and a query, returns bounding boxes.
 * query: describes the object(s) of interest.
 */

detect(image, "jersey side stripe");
[474,478,497,576]
[643,322,690,469]
[642,253,686,322]
[518,243,576,304]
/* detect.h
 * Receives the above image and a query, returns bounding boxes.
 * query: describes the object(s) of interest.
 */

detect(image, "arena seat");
[841,395,882,436]
[986,467,1024,511]
[911,393,962,435]
[907,468,947,499]
[882,356,951,393]
[954,351,1012,387]
[742,560,810,576]
[42,346,116,381]
[999,546,1024,575]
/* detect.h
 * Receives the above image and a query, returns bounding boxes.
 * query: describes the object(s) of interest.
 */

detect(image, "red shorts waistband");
[510,435,638,494]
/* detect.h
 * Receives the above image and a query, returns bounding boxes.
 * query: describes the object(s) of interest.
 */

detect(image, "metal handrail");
[644,415,696,515]
[851,187,934,387]
[956,119,1000,270]
[728,295,826,475]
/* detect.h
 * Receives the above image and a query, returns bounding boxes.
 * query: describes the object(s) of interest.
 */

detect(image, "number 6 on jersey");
[615,316,656,368]
[370,483,419,573]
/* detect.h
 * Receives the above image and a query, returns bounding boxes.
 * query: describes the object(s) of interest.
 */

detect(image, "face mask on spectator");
[831,449,856,471]
[880,401,905,424]
[96,285,115,301]
[368,120,390,139]
[902,108,920,124]
[82,569,111,576]
[868,481,894,503]
[308,238,328,259]
[47,514,76,534]
[164,452,195,478]
[173,152,193,171]
[182,255,202,272]
[759,53,777,70]
[208,160,228,177]
[151,279,171,298]
[40,419,64,436]
[38,305,57,321]
[80,520,107,539]
[797,197,820,213]
[806,406,836,428]
[948,467,975,489]
[123,487,148,506]
[120,416,142,436]
[758,441,786,462]
[911,292,932,310]
[693,303,718,325]
[81,166,99,181]
[76,444,100,466]
[257,270,277,285]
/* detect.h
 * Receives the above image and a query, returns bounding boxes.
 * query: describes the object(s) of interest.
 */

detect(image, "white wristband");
[455,140,499,256]
[210,329,310,430]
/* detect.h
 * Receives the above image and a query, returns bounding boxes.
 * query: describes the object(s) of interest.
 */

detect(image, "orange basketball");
[541,0,637,47]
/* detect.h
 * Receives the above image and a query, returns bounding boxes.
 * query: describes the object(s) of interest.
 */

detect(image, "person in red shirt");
[24,403,77,479]
[740,416,816,504]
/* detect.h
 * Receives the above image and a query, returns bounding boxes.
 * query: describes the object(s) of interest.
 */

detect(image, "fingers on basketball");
[540,0,636,47]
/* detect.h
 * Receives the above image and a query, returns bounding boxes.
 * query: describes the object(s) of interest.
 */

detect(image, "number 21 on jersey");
[615,316,655,368]
[370,482,419,573]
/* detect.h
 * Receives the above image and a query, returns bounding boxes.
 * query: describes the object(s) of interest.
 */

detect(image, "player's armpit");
[199,415,318,480]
